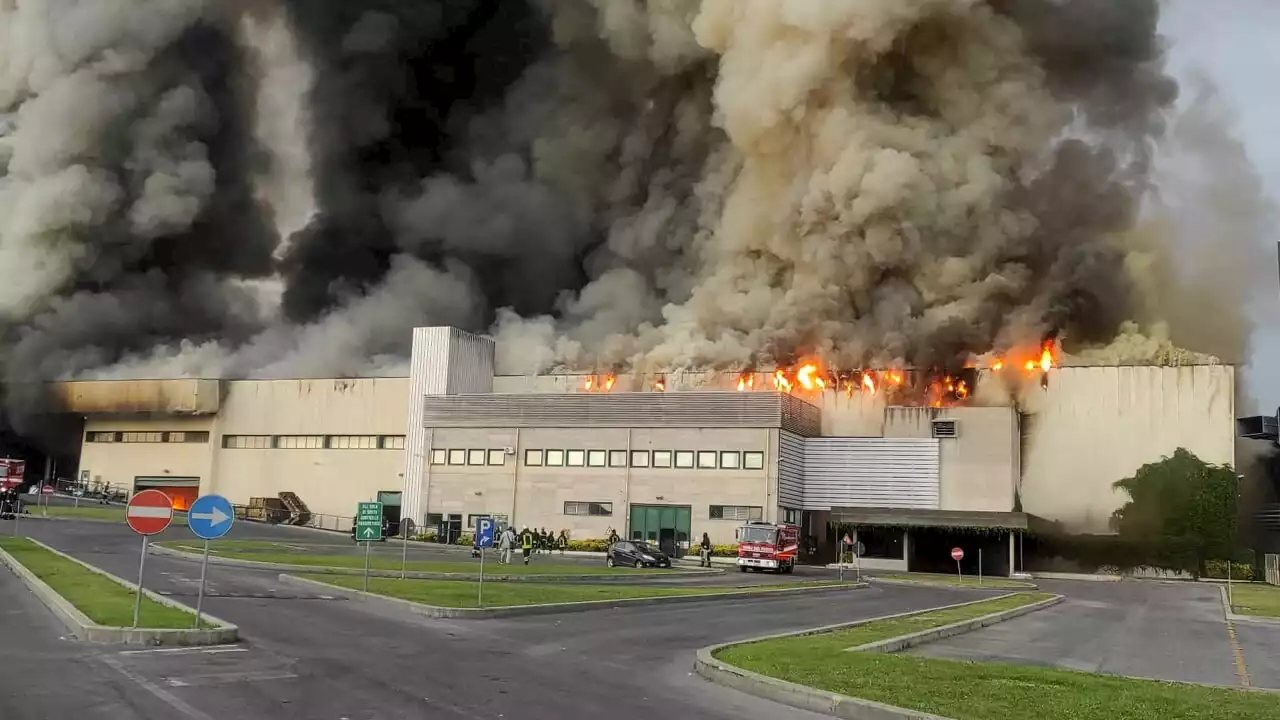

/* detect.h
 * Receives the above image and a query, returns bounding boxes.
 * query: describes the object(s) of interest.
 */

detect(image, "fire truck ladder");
[277,492,312,527]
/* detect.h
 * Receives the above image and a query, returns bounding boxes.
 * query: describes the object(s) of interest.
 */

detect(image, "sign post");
[356,502,383,592]
[978,549,984,587]
[187,494,234,629]
[399,517,416,580]
[475,517,495,608]
[951,547,965,584]
[125,490,175,628]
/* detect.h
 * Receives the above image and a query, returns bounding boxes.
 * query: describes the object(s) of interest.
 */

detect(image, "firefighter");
[699,532,713,568]
[520,526,535,565]
[556,529,569,555]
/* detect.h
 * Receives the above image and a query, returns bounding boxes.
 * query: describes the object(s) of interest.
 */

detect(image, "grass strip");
[159,541,653,576]
[302,575,849,608]
[0,537,195,629]
[37,505,188,525]
[1230,583,1280,618]
[875,572,1035,589]
[715,592,1276,720]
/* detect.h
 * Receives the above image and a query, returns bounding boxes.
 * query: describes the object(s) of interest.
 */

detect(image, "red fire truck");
[736,521,800,573]
[0,458,26,490]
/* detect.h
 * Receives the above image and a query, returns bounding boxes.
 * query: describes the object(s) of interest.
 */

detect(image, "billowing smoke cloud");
[0,0,1267,410]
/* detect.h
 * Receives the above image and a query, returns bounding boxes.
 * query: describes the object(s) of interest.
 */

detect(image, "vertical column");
[1008,531,1017,576]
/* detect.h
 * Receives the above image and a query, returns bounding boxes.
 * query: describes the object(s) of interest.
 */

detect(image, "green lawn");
[874,572,1036,590]
[715,593,1276,720]
[0,537,196,629]
[1230,583,1280,618]
[37,505,188,525]
[159,541,653,576]
[303,575,849,608]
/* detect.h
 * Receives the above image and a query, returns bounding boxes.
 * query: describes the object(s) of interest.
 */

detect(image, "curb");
[694,593,1061,720]
[846,594,1064,653]
[1029,571,1122,583]
[150,543,721,583]
[869,577,1039,591]
[1218,584,1280,626]
[0,539,238,646]
[277,573,868,619]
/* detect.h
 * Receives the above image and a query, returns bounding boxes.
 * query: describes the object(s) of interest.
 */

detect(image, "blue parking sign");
[476,517,495,549]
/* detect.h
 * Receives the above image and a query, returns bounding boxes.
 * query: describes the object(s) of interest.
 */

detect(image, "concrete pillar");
[1008,531,1016,576]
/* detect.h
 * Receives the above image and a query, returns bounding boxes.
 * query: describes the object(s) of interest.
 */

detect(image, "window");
[121,432,163,443]
[652,450,672,468]
[630,450,650,468]
[223,435,271,449]
[564,501,613,517]
[545,449,565,467]
[448,449,467,465]
[674,450,695,469]
[524,449,544,467]
[86,431,118,443]
[430,449,447,465]
[586,449,606,467]
[566,449,586,467]
[710,505,763,521]
[467,449,486,466]
[608,450,628,468]
[719,451,741,469]
[277,435,324,449]
[782,508,800,524]
[697,451,717,469]
[743,451,765,470]
[380,435,406,450]
[166,431,210,443]
[487,449,507,466]
[328,435,377,449]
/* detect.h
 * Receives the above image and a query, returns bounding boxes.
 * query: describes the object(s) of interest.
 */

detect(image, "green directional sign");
[356,501,383,541]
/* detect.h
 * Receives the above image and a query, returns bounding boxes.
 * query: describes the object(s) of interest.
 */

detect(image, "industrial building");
[54,326,1236,575]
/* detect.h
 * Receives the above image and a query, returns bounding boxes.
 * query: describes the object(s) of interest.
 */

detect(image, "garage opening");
[132,476,199,510]
[628,504,691,558]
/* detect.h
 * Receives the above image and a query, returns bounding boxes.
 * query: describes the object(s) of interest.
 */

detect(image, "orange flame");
[772,370,792,392]
[862,373,876,395]
[956,380,969,399]
[796,364,818,390]
[992,360,1004,371]
[584,377,594,390]
[1023,359,1036,372]
[737,377,745,391]
[1039,346,1053,372]
[888,371,904,386]
[653,379,665,392]
[604,375,616,391]
[737,374,755,392]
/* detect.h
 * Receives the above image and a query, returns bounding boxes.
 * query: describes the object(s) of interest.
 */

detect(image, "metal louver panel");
[422,391,819,433]
[777,431,806,508]
[802,437,939,510]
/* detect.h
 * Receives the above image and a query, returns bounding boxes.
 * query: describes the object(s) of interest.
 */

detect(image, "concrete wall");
[421,426,772,543]
[78,417,216,491]
[1020,365,1235,533]
[883,406,1018,513]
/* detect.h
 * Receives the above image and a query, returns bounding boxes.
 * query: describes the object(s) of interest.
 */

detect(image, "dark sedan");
[606,540,671,569]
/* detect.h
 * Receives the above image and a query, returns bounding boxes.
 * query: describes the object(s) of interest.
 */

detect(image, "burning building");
[58,325,1234,576]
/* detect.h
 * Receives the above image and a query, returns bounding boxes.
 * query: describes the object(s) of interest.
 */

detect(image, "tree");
[1111,448,1238,577]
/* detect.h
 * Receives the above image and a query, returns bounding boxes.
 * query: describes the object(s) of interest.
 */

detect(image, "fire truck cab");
[736,521,800,573]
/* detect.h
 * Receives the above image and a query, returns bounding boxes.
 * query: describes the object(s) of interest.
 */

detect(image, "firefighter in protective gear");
[520,526,535,565]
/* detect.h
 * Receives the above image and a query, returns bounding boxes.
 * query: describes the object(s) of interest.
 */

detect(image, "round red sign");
[126,489,174,536]
[950,547,964,561]
[40,485,53,494]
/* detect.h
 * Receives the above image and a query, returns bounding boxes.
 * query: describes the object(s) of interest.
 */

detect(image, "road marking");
[119,644,245,656]
[1225,618,1252,688]
[98,655,217,720]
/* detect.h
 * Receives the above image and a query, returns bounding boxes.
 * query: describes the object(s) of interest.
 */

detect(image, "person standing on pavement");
[520,526,535,565]
[556,529,569,555]
[499,525,516,564]
[699,532,713,568]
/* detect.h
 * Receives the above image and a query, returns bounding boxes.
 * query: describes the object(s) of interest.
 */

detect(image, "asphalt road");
[4,519,995,720]
[914,578,1280,689]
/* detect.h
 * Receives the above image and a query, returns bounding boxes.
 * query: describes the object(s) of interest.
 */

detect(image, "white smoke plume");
[0,0,1269,406]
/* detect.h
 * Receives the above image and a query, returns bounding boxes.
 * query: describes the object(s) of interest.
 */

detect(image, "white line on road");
[118,644,245,656]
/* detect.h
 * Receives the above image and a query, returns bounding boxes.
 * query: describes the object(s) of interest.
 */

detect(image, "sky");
[1161,0,1280,413]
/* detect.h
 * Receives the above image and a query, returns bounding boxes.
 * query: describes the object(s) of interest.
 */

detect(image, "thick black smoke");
[0,0,1258,423]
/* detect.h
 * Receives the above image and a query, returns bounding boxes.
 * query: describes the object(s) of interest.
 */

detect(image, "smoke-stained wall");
[1019,365,1236,532]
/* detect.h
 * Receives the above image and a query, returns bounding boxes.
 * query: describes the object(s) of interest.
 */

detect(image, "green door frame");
[628,504,692,558]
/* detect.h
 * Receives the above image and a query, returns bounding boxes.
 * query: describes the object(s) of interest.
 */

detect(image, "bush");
[1204,559,1255,581]
[411,531,437,543]
[566,539,610,552]
[710,544,738,558]
[454,533,474,546]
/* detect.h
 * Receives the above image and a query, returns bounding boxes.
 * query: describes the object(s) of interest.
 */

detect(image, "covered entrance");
[828,507,1031,577]
[377,491,402,536]
[628,504,691,558]
[133,476,199,511]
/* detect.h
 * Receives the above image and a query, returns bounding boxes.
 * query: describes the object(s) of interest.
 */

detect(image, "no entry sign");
[126,490,174,536]
[950,547,964,562]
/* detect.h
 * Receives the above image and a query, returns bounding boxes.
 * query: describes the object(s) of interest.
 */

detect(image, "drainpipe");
[623,429,633,539]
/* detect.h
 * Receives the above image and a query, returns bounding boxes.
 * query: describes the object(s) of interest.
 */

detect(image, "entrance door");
[628,504,691,558]
[377,491,402,536]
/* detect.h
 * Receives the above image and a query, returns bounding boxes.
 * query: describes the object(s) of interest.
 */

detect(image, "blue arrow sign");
[188,494,235,541]
[476,517,495,549]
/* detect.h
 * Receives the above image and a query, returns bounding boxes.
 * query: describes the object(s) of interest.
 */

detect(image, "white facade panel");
[777,431,805,508]
[1020,365,1235,533]
[801,437,940,511]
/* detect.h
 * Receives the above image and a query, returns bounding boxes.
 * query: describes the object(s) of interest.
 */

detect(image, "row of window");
[526,448,766,471]
[560,503,761,520]
[87,431,211,444]
[223,435,407,450]
[429,448,513,467]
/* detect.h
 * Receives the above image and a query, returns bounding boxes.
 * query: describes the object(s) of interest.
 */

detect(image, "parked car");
[606,540,671,569]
